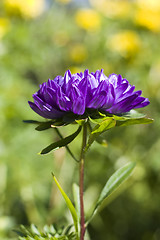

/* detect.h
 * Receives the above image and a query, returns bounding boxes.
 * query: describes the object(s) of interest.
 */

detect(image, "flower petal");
[72,96,85,115]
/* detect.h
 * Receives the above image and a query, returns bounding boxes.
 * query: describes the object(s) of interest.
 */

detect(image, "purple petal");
[28,101,64,119]
[28,101,51,118]
[115,82,129,99]
[87,91,107,109]
[72,96,85,115]
[108,94,139,114]
[132,97,150,109]
[102,83,115,109]
[108,74,118,87]
[87,74,99,89]
[56,87,71,111]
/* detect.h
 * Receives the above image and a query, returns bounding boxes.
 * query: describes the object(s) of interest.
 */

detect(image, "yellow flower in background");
[69,66,84,74]
[0,18,10,39]
[90,0,131,19]
[135,0,160,32]
[75,9,101,31]
[69,44,87,63]
[135,9,160,32]
[108,31,141,58]
[4,0,45,19]
[136,0,160,10]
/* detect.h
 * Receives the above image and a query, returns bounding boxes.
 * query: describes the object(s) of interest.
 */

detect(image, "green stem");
[79,123,87,240]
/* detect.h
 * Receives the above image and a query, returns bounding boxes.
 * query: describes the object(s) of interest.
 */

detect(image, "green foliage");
[40,126,82,154]
[86,111,152,152]
[15,224,77,240]
[52,175,78,235]
[86,162,136,225]
[85,118,116,152]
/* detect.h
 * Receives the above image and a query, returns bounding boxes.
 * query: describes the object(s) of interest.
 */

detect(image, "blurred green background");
[0,0,159,239]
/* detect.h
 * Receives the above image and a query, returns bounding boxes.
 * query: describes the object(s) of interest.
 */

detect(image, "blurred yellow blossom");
[69,44,87,63]
[69,66,84,74]
[75,9,101,31]
[0,18,10,39]
[108,31,141,57]
[136,0,160,10]
[90,0,131,19]
[135,0,160,32]
[4,0,45,19]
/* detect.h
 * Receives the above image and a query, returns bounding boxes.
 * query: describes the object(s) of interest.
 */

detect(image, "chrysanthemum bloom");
[28,69,150,120]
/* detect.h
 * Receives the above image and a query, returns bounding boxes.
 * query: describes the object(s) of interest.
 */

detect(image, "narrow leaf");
[40,126,82,154]
[97,162,136,205]
[35,121,54,131]
[30,224,40,235]
[116,117,153,127]
[85,118,116,152]
[87,162,136,225]
[23,120,41,124]
[52,174,78,233]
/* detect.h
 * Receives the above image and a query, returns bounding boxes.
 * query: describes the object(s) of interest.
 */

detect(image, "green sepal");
[75,119,87,126]
[85,118,116,152]
[115,117,153,127]
[112,110,154,127]
[40,126,82,154]
[35,121,55,131]
[23,120,42,124]
[86,162,136,225]
[52,174,78,234]
[89,110,153,126]
[23,119,67,130]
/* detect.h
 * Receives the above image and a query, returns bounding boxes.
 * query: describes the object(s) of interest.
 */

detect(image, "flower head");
[29,69,150,120]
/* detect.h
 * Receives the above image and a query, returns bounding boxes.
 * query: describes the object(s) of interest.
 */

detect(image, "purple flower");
[28,69,150,119]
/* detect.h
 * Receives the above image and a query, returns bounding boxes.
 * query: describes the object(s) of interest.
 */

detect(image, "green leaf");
[85,118,116,152]
[52,174,78,234]
[116,117,153,127]
[86,162,136,225]
[30,224,40,235]
[72,183,80,223]
[35,121,54,131]
[112,110,153,127]
[40,126,82,154]
[23,119,67,130]
[121,109,146,118]
[23,120,41,124]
